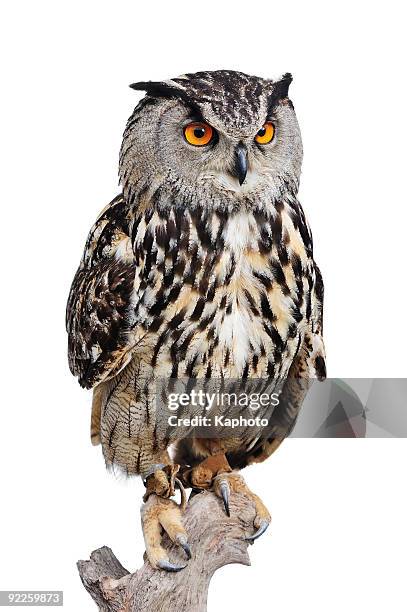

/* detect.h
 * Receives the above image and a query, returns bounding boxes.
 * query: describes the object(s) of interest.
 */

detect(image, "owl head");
[119,70,303,213]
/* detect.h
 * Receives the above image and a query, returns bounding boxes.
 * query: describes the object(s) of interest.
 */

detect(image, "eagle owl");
[66,70,326,571]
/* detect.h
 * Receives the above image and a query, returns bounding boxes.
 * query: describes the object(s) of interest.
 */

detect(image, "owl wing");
[309,262,326,380]
[66,194,137,389]
[267,260,327,435]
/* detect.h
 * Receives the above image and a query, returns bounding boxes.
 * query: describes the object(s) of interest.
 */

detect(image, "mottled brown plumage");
[66,70,326,570]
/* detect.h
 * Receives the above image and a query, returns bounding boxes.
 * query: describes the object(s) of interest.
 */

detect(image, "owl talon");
[176,534,191,559]
[157,560,187,572]
[244,519,270,542]
[219,480,230,517]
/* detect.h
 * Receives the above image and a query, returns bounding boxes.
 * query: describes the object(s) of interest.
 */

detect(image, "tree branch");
[77,489,259,612]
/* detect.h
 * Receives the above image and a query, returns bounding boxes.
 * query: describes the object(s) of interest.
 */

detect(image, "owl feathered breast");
[66,192,325,389]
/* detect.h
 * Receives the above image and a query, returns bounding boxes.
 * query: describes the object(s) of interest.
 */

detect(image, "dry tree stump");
[77,489,262,611]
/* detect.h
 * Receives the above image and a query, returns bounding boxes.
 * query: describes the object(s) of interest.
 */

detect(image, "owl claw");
[244,519,270,542]
[157,560,187,572]
[219,480,231,517]
[176,534,191,559]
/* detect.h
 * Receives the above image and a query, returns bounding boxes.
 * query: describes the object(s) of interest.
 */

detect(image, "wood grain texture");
[77,489,259,612]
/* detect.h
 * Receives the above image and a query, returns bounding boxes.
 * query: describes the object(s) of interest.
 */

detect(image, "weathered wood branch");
[77,489,259,612]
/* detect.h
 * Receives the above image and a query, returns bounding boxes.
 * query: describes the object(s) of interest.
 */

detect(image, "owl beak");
[233,143,248,186]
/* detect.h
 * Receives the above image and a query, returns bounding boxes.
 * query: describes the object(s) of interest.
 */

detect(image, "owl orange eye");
[255,122,275,144]
[184,122,214,146]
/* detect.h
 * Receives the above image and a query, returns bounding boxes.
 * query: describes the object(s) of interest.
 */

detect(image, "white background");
[1,1,406,610]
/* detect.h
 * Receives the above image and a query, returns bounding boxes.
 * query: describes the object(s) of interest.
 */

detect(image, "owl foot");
[213,472,271,541]
[141,484,190,572]
[143,463,180,502]
[181,453,232,490]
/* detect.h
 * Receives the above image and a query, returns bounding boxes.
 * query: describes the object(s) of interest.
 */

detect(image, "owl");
[66,70,326,571]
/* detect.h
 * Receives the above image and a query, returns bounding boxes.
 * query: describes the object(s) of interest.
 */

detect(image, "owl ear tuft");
[130,80,184,99]
[272,73,293,100]
[129,81,152,91]
[129,80,202,116]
